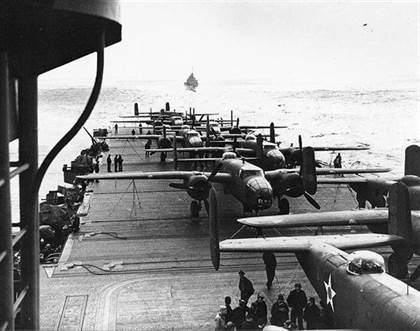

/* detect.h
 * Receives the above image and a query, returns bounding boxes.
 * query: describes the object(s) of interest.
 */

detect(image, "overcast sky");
[40,0,419,88]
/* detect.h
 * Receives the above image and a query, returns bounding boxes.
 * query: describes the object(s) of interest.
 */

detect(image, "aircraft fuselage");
[218,158,272,211]
[297,244,420,329]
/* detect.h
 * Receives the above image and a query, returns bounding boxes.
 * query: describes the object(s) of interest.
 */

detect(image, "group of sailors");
[215,270,327,330]
[106,154,124,172]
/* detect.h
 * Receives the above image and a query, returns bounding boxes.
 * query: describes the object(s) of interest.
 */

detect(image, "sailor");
[118,154,124,172]
[138,123,142,134]
[114,123,118,134]
[287,283,307,330]
[230,299,249,329]
[131,129,135,135]
[145,139,152,157]
[333,153,342,168]
[238,270,254,303]
[107,155,112,172]
[263,251,277,290]
[114,155,118,172]
[225,296,233,323]
[270,294,289,327]
[249,293,267,328]
[304,297,321,330]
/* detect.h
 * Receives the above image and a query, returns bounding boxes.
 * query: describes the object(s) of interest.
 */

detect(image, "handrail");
[12,228,27,247]
[13,286,28,318]
[0,251,6,264]
[10,164,30,179]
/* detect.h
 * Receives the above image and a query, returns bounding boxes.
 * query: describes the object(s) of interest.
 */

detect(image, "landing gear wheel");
[278,198,290,215]
[204,200,210,215]
[388,253,408,279]
[160,152,167,163]
[190,200,201,219]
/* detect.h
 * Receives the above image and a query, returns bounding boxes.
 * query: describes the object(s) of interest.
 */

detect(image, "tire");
[278,198,290,215]
[190,200,201,218]
[160,152,166,162]
[388,253,408,279]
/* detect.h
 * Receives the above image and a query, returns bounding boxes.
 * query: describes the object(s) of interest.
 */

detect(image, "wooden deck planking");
[41,133,404,330]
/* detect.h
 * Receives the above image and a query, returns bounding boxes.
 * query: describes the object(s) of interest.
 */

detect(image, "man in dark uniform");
[263,251,277,289]
[230,299,248,329]
[238,270,254,303]
[114,123,118,134]
[225,296,233,323]
[287,283,307,330]
[304,297,321,329]
[118,154,124,172]
[270,294,289,327]
[131,129,135,135]
[250,293,267,328]
[114,154,118,172]
[107,155,112,172]
[333,153,342,168]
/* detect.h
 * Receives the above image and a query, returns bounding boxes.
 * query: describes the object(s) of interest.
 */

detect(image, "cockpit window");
[263,144,276,152]
[222,152,237,160]
[240,169,264,179]
[346,250,385,275]
[187,132,200,138]
[245,135,256,141]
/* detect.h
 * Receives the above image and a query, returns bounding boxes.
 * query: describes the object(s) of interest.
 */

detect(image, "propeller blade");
[298,135,302,151]
[207,162,224,182]
[303,192,321,209]
[169,183,188,190]
[301,147,317,195]
[209,187,220,270]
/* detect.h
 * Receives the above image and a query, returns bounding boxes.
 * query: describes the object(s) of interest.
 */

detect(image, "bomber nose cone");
[266,150,286,169]
[246,178,273,209]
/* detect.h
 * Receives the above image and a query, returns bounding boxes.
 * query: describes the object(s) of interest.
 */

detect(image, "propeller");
[169,162,224,213]
[284,146,320,209]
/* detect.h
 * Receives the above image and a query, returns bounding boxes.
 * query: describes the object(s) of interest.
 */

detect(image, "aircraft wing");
[317,177,399,185]
[237,209,388,228]
[77,171,196,180]
[96,135,162,140]
[77,171,233,183]
[315,167,392,175]
[147,147,232,153]
[312,146,369,151]
[219,233,403,253]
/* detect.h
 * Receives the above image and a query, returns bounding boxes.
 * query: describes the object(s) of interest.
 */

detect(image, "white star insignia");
[324,273,336,312]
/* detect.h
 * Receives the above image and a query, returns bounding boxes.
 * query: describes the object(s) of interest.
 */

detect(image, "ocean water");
[8,80,420,223]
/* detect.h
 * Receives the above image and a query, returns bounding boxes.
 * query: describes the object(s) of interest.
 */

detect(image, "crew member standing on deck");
[114,123,118,134]
[263,251,277,290]
[107,155,112,172]
[131,129,135,135]
[287,283,307,330]
[118,154,124,172]
[333,153,342,168]
[138,123,142,134]
[114,154,118,172]
[238,270,254,303]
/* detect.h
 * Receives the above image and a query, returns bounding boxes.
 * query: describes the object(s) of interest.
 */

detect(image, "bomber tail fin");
[388,182,413,269]
[388,182,412,240]
[405,145,420,177]
[269,122,275,143]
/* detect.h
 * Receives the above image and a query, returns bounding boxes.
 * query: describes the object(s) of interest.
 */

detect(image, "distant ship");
[184,72,198,91]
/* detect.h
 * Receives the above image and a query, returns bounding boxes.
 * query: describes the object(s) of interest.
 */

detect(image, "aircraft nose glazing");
[266,150,285,168]
[190,137,202,146]
[246,177,273,209]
